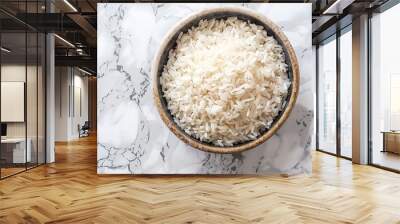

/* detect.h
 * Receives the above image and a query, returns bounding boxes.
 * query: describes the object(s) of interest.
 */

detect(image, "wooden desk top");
[381,131,400,134]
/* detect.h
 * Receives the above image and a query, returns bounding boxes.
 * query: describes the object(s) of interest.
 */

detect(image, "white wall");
[55,66,69,141]
[72,73,89,138]
[1,65,26,139]
[1,82,25,122]
[54,67,89,141]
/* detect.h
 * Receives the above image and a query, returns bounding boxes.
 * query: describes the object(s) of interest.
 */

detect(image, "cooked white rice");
[160,17,290,146]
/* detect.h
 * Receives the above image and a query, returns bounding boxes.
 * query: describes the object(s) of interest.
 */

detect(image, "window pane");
[340,28,352,158]
[318,37,337,154]
[371,4,400,171]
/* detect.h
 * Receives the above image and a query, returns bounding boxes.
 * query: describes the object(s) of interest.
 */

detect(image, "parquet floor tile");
[1,135,400,223]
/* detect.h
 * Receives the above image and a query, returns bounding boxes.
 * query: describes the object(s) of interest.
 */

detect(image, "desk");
[1,138,31,163]
[382,131,400,154]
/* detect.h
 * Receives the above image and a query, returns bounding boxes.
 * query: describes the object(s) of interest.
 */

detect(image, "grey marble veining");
[97,3,314,175]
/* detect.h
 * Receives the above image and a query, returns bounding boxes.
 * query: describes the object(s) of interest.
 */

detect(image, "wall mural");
[97,3,314,175]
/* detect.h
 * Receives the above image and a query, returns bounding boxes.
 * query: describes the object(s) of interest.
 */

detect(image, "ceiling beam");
[322,0,356,14]
[66,13,97,46]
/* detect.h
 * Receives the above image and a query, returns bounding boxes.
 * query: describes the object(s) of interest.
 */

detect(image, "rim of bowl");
[152,6,300,154]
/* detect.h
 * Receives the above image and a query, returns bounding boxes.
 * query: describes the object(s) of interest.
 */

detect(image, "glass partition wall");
[316,26,352,159]
[0,2,46,179]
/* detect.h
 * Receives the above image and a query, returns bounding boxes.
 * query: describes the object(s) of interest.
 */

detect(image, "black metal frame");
[367,11,373,166]
[315,22,353,161]
[0,0,47,180]
[336,27,341,158]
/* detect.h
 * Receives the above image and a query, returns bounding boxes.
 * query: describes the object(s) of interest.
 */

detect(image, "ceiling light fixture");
[76,48,85,55]
[78,67,93,76]
[63,0,78,12]
[1,47,11,53]
[54,34,75,48]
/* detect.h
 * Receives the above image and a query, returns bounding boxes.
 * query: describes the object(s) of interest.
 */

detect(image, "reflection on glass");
[318,37,337,154]
[371,4,400,171]
[1,32,27,177]
[340,29,352,158]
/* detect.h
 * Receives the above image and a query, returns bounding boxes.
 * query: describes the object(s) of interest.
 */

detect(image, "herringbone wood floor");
[1,135,400,224]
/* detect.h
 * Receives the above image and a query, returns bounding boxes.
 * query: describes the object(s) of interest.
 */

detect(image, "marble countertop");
[97,3,314,175]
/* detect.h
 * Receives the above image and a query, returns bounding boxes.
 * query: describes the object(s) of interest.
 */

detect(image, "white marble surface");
[97,3,314,175]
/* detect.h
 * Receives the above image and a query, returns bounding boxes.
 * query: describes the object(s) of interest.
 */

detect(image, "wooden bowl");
[152,7,300,154]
